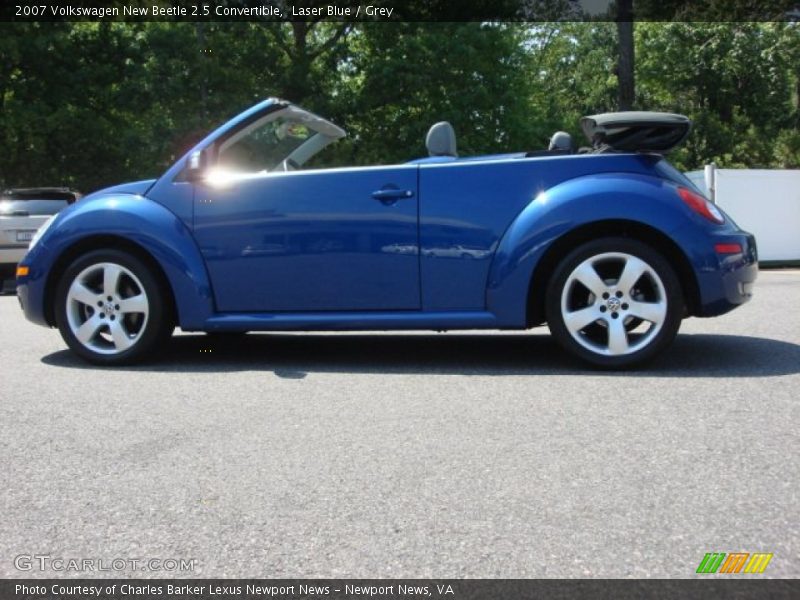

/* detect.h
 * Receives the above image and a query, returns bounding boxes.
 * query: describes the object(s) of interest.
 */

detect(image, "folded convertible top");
[580,112,691,153]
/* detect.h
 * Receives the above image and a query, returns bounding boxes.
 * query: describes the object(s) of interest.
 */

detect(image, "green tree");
[523,23,619,144]
[339,23,536,165]
[1,21,798,192]
[636,22,799,169]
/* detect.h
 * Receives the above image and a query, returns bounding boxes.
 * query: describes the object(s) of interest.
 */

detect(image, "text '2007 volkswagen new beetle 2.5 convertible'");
[16,99,757,368]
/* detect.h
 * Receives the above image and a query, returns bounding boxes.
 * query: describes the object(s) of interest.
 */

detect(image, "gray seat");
[548,131,574,153]
[426,122,457,157]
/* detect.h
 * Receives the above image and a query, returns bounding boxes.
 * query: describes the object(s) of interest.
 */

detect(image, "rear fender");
[486,173,693,325]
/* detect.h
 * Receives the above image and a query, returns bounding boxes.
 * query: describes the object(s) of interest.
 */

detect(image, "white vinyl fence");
[685,167,800,263]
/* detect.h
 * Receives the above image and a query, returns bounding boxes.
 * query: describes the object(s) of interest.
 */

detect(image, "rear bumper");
[695,232,758,317]
[0,262,17,293]
[0,247,24,291]
[0,246,27,265]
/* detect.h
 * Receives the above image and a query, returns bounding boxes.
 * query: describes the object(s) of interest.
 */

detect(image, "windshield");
[218,117,313,172]
[215,105,346,174]
[0,197,71,216]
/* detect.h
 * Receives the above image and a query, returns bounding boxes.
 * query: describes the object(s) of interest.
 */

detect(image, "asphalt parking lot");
[1,270,798,579]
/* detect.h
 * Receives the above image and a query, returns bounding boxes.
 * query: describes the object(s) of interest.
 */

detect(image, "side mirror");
[185,149,207,182]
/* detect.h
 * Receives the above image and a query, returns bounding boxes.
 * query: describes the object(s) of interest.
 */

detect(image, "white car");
[0,188,80,291]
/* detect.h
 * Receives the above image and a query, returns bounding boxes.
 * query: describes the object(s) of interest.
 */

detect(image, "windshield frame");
[210,104,346,174]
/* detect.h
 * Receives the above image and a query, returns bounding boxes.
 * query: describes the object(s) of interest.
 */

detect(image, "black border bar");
[3,1,800,22]
[3,579,800,600]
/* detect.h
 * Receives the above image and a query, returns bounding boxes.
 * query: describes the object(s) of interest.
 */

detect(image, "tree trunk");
[616,0,635,111]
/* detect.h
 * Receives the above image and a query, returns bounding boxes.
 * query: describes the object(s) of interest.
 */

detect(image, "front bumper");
[15,241,52,327]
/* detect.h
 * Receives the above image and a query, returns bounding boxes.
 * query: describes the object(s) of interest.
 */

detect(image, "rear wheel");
[545,237,683,368]
[55,249,173,365]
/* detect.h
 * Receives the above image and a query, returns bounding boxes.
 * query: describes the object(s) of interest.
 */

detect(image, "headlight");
[29,215,57,250]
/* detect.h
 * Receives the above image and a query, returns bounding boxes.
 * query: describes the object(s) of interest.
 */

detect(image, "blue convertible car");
[16,99,757,367]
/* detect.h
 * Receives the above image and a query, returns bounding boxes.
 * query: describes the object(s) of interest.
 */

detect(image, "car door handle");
[371,189,414,201]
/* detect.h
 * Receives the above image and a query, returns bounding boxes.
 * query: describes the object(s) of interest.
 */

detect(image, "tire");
[545,237,683,369]
[54,249,174,365]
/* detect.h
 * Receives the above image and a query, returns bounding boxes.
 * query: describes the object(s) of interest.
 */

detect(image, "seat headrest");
[426,122,457,157]
[548,131,573,153]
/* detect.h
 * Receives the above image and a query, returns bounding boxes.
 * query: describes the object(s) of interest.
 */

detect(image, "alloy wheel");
[65,262,150,355]
[559,252,668,357]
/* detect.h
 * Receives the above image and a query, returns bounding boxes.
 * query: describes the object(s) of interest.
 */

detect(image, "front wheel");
[545,237,683,368]
[55,249,173,365]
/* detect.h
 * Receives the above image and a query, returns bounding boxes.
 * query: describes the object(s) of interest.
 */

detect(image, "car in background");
[0,188,80,291]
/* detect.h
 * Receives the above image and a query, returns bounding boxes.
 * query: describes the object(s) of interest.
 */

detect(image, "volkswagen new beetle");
[16,99,757,368]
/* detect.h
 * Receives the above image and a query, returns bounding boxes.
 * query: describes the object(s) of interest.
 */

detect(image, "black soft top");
[580,112,691,153]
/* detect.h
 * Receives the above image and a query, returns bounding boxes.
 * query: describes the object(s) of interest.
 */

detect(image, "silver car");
[0,188,80,292]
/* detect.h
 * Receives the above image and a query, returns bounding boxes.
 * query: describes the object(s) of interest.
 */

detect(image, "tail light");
[677,187,725,224]
[714,243,742,254]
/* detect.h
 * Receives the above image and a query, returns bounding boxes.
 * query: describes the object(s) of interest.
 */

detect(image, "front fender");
[486,173,693,326]
[19,194,213,329]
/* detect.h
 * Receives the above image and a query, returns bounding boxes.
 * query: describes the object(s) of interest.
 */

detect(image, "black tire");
[545,237,683,369]
[54,249,173,365]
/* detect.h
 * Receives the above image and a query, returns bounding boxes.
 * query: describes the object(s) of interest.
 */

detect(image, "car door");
[193,165,420,312]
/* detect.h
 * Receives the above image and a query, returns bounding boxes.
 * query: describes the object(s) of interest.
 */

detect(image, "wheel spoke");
[616,257,648,295]
[627,300,666,324]
[563,306,601,333]
[75,315,104,345]
[69,282,97,306]
[109,320,135,351]
[117,294,148,315]
[573,262,606,298]
[607,318,630,354]
[103,264,123,297]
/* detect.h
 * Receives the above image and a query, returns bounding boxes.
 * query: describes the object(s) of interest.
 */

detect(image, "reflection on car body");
[422,245,492,260]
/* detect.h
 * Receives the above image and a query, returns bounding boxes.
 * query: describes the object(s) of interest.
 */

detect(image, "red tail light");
[677,187,725,224]
[714,243,743,254]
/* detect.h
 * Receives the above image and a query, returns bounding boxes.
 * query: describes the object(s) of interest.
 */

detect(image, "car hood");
[83,178,157,200]
[580,112,691,153]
